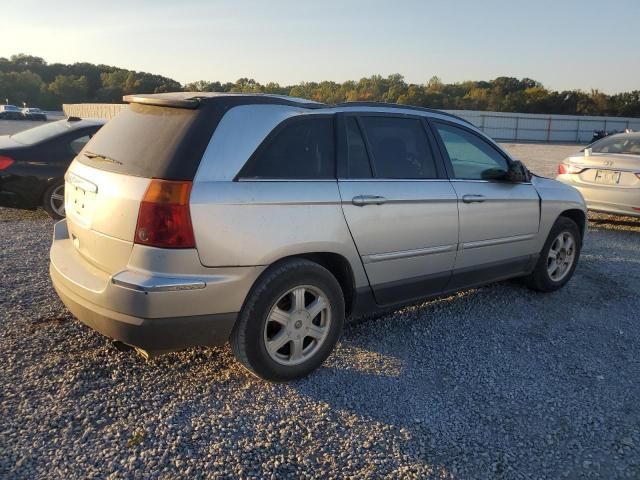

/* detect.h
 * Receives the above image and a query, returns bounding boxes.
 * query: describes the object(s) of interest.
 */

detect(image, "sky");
[2,0,639,93]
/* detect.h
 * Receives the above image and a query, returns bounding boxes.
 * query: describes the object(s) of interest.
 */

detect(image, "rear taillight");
[558,163,586,175]
[135,179,195,249]
[0,155,14,170]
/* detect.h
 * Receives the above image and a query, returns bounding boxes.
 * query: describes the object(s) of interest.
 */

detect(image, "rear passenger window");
[360,116,437,179]
[240,117,335,179]
[346,117,372,178]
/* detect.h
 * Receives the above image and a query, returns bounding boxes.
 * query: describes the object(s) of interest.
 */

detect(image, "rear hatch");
[64,101,211,274]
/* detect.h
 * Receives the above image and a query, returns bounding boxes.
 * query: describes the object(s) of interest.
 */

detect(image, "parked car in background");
[0,117,105,219]
[21,107,47,121]
[0,105,24,120]
[557,132,640,218]
[50,93,586,382]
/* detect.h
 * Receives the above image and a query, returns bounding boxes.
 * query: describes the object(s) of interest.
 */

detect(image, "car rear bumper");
[50,219,263,353]
[556,175,640,218]
[51,270,237,354]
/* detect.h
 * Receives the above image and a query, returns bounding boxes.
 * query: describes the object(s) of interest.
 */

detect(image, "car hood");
[564,152,640,171]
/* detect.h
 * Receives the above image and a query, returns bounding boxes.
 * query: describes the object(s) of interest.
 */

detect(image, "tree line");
[2,54,639,117]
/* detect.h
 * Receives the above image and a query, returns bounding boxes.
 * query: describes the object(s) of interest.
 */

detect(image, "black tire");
[525,216,581,292]
[231,258,345,382]
[43,181,65,220]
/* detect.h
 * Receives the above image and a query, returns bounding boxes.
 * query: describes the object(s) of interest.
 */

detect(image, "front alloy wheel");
[546,232,576,282]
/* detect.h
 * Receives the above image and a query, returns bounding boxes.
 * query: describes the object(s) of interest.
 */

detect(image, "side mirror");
[505,160,531,183]
[584,147,592,157]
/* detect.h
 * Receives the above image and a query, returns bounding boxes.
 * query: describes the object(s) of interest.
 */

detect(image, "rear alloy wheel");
[263,285,332,366]
[43,182,65,219]
[231,259,344,382]
[525,216,581,292]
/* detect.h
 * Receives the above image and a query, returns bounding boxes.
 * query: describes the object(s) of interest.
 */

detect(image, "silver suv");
[50,93,587,381]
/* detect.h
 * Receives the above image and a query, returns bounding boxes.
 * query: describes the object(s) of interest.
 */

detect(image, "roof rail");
[333,102,471,124]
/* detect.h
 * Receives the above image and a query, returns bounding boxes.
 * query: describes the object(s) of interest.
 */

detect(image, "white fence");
[62,103,640,144]
[444,110,640,143]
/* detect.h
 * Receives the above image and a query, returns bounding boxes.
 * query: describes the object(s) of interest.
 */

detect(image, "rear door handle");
[352,195,387,207]
[462,194,487,203]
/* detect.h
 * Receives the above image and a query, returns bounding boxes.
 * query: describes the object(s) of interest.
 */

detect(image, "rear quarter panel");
[189,180,369,288]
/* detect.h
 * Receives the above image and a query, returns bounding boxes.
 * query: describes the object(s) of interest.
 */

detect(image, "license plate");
[71,186,88,216]
[66,172,97,220]
[594,169,621,185]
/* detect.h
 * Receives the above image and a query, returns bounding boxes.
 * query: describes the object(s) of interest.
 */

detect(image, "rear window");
[238,116,335,179]
[360,116,438,179]
[79,103,202,179]
[590,135,640,155]
[11,121,68,145]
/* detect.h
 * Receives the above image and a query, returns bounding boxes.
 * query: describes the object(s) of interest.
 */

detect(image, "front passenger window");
[434,123,509,180]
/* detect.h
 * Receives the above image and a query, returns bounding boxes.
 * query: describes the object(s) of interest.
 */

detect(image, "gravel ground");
[1,147,640,478]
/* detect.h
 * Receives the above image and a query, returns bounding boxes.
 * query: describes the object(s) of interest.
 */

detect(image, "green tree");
[48,75,89,103]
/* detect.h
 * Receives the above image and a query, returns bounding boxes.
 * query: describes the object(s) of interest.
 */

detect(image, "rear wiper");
[84,151,123,165]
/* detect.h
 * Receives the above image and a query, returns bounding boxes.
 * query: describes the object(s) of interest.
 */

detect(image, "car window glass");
[241,117,335,179]
[346,117,372,178]
[360,116,437,179]
[591,136,640,155]
[435,123,509,180]
[10,121,69,145]
[70,135,91,155]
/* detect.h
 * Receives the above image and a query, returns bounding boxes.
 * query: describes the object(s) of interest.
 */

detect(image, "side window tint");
[346,117,372,178]
[242,117,335,179]
[360,116,437,179]
[435,123,509,180]
[70,135,91,155]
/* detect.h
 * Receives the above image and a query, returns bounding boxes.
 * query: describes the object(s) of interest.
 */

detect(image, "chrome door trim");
[462,233,536,250]
[363,244,457,264]
[450,179,533,185]
[339,178,450,183]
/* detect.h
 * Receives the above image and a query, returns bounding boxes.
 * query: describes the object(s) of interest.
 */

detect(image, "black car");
[21,108,48,121]
[0,105,24,120]
[0,117,105,219]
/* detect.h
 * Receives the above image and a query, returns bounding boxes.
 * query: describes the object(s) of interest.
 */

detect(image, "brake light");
[558,163,586,175]
[0,155,14,170]
[135,179,195,249]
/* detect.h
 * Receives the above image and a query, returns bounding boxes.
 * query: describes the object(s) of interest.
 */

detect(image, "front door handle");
[352,195,387,207]
[462,194,487,204]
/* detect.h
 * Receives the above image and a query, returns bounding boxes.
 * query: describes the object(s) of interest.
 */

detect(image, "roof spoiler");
[122,94,201,109]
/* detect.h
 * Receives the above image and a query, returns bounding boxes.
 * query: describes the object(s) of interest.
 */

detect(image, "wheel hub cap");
[263,286,332,366]
[547,231,576,282]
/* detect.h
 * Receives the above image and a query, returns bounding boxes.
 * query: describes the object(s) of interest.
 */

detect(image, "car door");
[429,120,540,288]
[337,113,459,305]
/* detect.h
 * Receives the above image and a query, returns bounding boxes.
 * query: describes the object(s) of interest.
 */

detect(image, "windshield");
[590,135,640,155]
[11,121,68,145]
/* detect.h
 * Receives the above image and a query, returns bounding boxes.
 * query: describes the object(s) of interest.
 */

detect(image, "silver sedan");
[556,132,640,218]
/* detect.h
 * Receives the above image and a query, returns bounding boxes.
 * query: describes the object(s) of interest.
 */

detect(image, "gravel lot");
[1,141,639,479]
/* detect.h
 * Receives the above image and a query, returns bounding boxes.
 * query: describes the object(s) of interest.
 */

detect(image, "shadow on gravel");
[588,212,640,233]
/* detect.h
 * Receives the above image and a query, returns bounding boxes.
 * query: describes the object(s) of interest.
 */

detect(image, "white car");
[556,132,640,218]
